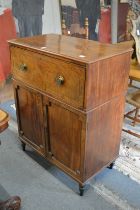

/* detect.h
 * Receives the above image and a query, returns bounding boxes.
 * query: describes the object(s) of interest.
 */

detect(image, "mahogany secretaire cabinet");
[9,34,132,195]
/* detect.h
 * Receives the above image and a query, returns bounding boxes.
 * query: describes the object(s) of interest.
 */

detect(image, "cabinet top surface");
[9,34,132,64]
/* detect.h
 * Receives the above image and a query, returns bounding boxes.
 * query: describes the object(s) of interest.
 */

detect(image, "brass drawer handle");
[19,64,27,72]
[55,75,65,86]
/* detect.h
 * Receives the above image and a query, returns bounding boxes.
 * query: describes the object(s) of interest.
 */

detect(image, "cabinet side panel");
[85,96,125,180]
[85,52,131,110]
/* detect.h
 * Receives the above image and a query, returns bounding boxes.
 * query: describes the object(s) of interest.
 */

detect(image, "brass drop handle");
[19,64,27,72]
[55,75,64,86]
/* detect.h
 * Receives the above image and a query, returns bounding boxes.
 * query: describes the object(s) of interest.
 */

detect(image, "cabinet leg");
[107,161,115,169]
[21,142,26,151]
[79,184,85,196]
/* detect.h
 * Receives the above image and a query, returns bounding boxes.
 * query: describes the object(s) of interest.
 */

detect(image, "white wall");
[61,0,76,7]
[0,0,12,8]
[42,0,61,34]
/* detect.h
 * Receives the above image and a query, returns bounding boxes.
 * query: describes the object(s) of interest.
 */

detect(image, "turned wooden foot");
[0,196,21,210]
[21,142,26,151]
[79,184,85,196]
[107,162,115,169]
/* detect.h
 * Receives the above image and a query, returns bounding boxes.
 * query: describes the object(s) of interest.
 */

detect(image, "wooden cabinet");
[9,34,132,195]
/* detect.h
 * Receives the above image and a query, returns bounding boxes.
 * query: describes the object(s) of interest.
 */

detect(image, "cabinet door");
[14,84,45,156]
[44,99,85,177]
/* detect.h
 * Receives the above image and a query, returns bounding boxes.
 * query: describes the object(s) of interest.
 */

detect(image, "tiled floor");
[0,80,14,104]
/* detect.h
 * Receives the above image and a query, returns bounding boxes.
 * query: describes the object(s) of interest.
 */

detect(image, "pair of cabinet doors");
[14,83,86,178]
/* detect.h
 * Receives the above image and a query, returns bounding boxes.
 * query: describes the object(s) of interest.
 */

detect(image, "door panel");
[15,85,45,155]
[47,102,83,174]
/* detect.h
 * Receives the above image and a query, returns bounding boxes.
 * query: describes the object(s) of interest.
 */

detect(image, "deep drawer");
[11,47,85,108]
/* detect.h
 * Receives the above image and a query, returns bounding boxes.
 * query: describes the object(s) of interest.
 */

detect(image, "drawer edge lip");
[13,78,126,113]
[13,78,86,113]
[9,43,87,67]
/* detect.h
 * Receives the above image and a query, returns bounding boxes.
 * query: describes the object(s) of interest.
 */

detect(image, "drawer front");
[11,47,85,108]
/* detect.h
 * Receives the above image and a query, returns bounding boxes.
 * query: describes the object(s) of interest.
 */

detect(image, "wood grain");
[0,109,9,133]
[9,34,132,192]
[9,34,132,64]
[85,96,125,180]
[11,47,85,108]
[14,83,46,156]
[84,52,131,110]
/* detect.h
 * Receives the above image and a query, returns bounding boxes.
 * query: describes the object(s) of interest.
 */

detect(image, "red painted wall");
[0,8,16,83]
[98,8,111,43]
